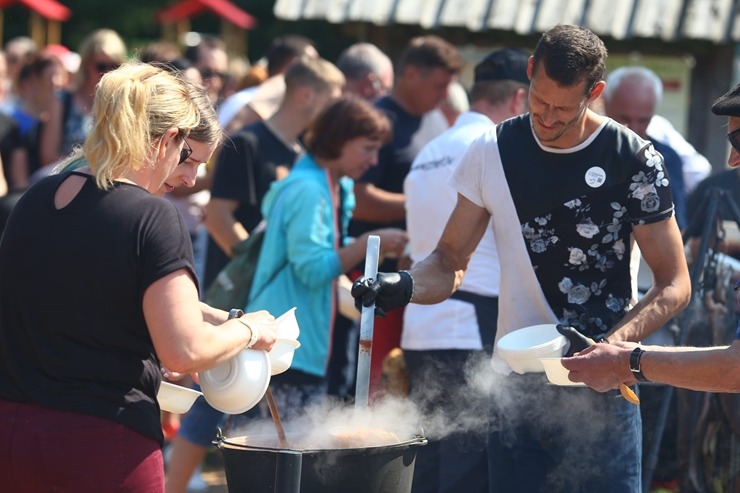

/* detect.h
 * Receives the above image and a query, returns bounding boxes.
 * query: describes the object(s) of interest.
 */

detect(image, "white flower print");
[613,239,625,260]
[605,295,626,312]
[576,221,600,238]
[631,182,656,200]
[644,146,664,172]
[558,277,592,304]
[640,192,661,213]
[568,247,587,265]
[558,277,573,293]
[568,284,591,304]
[564,199,582,209]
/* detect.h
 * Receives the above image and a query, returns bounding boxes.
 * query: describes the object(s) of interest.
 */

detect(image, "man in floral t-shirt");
[352,25,691,493]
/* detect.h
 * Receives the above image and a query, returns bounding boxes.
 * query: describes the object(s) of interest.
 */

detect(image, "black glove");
[351,271,414,318]
[556,324,596,357]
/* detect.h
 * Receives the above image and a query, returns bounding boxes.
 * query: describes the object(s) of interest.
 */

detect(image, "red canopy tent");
[156,0,256,55]
[156,0,256,30]
[0,0,71,46]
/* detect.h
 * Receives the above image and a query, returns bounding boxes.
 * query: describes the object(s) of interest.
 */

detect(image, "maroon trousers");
[0,400,163,493]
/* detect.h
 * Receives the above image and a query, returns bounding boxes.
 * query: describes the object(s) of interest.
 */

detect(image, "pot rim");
[215,431,428,454]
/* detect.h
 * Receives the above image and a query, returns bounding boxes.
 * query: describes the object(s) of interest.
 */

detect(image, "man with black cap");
[400,48,529,493]
[562,83,740,393]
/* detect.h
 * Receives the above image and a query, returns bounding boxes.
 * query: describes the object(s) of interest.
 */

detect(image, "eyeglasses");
[94,62,119,73]
[200,69,227,80]
[726,128,740,153]
[179,135,193,165]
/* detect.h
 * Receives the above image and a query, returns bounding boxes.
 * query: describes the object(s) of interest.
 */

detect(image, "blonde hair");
[76,29,128,90]
[284,57,345,96]
[80,62,220,190]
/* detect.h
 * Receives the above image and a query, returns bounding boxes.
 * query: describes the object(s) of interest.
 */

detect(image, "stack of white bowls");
[198,307,301,414]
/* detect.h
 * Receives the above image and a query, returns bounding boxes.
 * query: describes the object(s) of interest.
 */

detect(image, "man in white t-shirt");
[401,48,529,493]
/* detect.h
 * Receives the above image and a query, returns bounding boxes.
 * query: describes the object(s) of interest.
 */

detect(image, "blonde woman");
[41,29,128,167]
[0,63,276,492]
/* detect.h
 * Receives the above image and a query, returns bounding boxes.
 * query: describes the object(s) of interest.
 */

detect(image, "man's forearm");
[409,249,465,304]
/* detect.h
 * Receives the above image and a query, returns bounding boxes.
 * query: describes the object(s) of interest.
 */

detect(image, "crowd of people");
[0,21,737,493]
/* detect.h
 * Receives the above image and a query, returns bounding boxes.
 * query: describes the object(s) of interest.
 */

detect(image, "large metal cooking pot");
[215,430,427,493]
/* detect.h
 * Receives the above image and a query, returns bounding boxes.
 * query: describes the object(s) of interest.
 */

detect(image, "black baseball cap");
[711,83,740,117]
[474,48,530,85]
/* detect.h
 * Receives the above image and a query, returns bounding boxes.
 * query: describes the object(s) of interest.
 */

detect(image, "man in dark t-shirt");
[202,122,298,289]
[347,36,463,399]
[202,57,344,289]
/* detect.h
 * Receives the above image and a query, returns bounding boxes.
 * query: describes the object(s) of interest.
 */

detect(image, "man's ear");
[589,80,606,102]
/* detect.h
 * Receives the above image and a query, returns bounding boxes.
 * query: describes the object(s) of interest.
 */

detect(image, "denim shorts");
[177,383,261,448]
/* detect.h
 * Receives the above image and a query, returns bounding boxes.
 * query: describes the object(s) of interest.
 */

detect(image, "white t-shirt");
[402,111,500,351]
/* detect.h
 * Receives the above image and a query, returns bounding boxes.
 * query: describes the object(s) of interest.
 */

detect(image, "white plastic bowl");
[198,349,271,414]
[275,307,300,340]
[496,324,568,374]
[539,357,587,386]
[157,381,203,414]
[268,338,301,375]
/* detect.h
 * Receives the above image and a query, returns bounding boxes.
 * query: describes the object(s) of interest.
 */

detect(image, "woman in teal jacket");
[246,96,407,414]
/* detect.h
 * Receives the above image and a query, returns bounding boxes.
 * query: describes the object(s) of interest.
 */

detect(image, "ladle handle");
[355,235,380,409]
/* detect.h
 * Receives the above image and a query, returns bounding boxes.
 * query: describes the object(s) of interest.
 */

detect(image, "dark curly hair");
[532,25,608,96]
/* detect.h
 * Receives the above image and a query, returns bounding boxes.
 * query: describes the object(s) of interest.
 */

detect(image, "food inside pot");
[330,428,401,448]
[226,428,404,451]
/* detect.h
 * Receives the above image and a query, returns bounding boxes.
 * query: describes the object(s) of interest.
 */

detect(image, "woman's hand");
[237,310,278,351]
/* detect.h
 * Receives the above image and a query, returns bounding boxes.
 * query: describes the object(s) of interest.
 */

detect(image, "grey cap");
[711,83,740,117]
[474,48,530,84]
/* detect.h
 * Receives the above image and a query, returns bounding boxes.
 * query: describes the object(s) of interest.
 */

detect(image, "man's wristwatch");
[629,347,649,383]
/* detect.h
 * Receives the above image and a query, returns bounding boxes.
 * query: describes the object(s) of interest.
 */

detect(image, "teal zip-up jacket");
[245,155,355,377]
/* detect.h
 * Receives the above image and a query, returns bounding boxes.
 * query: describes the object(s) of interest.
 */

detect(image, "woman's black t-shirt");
[0,171,196,444]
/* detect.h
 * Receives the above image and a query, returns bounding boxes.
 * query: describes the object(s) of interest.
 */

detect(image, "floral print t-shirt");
[480,116,674,338]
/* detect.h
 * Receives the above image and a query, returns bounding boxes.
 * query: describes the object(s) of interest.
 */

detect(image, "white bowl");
[198,349,271,414]
[275,307,300,340]
[157,381,203,414]
[496,324,568,374]
[268,338,301,375]
[539,357,587,386]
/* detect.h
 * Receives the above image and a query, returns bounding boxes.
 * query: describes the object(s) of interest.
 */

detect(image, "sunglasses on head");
[726,128,740,154]
[179,135,193,165]
[95,62,119,73]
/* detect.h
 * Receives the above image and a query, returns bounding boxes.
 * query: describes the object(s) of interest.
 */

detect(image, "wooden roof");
[273,0,740,44]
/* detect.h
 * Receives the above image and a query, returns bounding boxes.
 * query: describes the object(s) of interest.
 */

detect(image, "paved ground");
[200,470,228,493]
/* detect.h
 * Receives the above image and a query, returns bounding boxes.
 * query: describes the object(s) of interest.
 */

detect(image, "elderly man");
[602,66,688,228]
[562,82,740,393]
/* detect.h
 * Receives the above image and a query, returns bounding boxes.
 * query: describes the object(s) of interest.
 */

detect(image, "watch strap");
[629,347,649,383]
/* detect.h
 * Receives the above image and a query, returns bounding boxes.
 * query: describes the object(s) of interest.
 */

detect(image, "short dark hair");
[531,25,607,96]
[304,96,392,160]
[470,80,528,106]
[398,35,464,75]
[265,34,315,76]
